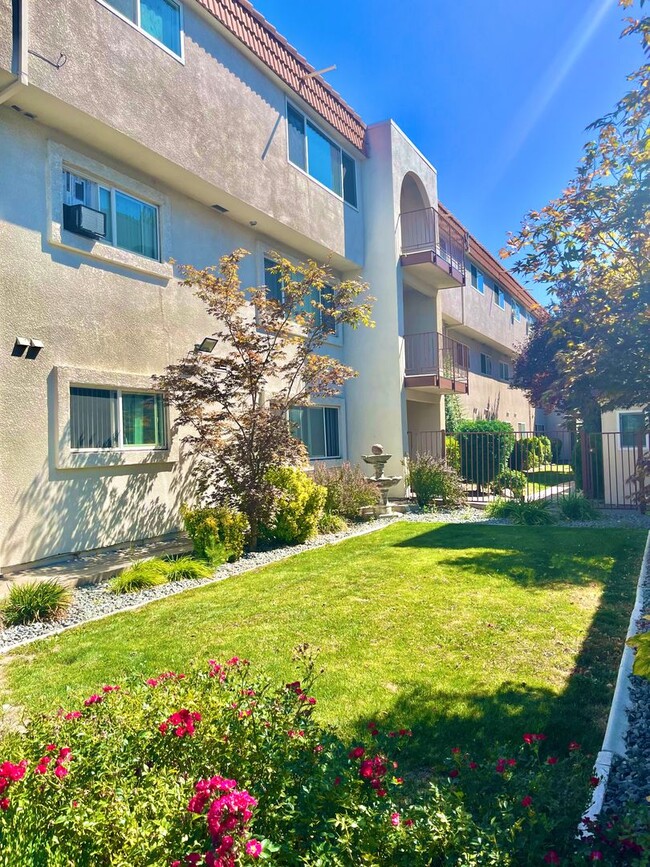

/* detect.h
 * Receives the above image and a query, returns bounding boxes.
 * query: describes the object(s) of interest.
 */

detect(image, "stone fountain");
[362,443,402,518]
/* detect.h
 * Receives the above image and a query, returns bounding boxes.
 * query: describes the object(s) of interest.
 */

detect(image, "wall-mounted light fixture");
[195,337,217,353]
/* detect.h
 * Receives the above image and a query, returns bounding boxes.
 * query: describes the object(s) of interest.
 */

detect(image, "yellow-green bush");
[263,466,326,545]
[180,505,249,564]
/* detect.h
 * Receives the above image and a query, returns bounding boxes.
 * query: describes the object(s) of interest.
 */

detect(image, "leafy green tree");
[155,250,373,549]
[504,2,649,424]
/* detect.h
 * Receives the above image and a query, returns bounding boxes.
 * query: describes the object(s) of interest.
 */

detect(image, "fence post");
[441,430,447,462]
[636,431,646,515]
[580,430,592,498]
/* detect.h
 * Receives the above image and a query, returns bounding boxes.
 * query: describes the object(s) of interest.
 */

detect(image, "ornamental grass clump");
[108,559,170,594]
[487,498,557,525]
[1,580,72,627]
[164,556,213,582]
[0,652,639,865]
[558,493,600,522]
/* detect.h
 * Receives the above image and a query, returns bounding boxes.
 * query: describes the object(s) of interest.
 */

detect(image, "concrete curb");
[579,528,650,831]
[0,517,396,657]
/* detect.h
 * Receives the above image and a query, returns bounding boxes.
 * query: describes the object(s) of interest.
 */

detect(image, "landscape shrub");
[108,559,170,594]
[445,435,461,472]
[1,580,71,627]
[490,468,527,499]
[558,493,600,522]
[456,420,515,491]
[311,462,379,520]
[317,512,348,534]
[487,498,557,525]
[164,556,214,582]
[0,656,639,866]
[510,436,552,471]
[406,454,466,508]
[181,504,249,564]
[262,466,326,545]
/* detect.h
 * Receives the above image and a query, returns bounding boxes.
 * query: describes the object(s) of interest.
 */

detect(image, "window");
[492,283,505,309]
[535,424,546,433]
[287,103,358,207]
[289,406,340,458]
[513,303,522,322]
[480,353,493,376]
[470,263,484,293]
[103,0,182,56]
[499,361,510,381]
[64,170,159,260]
[619,412,646,448]
[264,258,336,333]
[70,387,166,450]
[518,423,526,433]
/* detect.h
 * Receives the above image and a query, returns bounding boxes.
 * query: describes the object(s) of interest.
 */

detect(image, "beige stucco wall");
[344,121,441,486]
[601,408,648,507]
[0,0,364,267]
[0,110,351,569]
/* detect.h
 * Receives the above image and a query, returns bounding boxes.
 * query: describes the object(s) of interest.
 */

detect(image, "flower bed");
[0,655,645,865]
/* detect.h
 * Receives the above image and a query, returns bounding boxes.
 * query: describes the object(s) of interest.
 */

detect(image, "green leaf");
[627,632,650,680]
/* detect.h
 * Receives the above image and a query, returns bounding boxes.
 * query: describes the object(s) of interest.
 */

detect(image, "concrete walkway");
[0,537,192,601]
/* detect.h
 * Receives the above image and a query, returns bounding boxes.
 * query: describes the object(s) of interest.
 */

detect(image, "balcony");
[399,207,467,289]
[404,332,470,393]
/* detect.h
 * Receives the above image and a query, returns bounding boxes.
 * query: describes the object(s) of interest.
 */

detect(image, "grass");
[2,523,645,767]
[525,464,575,495]
[108,560,169,594]
[1,580,72,626]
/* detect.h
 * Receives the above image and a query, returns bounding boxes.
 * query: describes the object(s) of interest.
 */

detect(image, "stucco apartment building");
[0,0,543,571]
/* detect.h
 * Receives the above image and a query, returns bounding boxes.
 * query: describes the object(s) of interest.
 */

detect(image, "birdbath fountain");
[362,443,402,517]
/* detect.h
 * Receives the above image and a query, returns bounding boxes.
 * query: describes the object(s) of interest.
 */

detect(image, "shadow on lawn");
[350,524,642,769]
[394,524,619,587]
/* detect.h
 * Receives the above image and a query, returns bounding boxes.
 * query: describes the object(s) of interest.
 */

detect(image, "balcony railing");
[404,332,470,381]
[400,207,467,277]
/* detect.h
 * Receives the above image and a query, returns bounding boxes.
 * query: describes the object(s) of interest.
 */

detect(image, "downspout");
[0,0,29,104]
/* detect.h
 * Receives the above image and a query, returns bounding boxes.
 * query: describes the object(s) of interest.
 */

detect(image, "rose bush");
[0,652,645,865]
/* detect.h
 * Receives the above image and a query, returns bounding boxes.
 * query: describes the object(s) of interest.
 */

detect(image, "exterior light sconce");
[13,337,43,358]
[195,337,218,353]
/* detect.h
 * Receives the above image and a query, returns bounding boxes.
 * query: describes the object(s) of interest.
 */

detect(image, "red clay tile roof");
[439,203,546,320]
[195,0,367,152]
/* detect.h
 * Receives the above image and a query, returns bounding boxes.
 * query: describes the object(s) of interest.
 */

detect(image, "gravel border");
[599,530,650,815]
[1,507,648,654]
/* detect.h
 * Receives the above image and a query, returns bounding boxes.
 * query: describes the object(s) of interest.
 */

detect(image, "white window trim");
[54,366,178,469]
[492,283,506,311]
[257,243,343,347]
[291,398,346,463]
[47,141,173,281]
[480,353,493,377]
[285,99,360,211]
[617,410,648,450]
[95,0,185,64]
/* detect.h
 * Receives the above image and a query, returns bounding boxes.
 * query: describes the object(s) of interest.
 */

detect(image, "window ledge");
[47,141,173,281]
[53,366,179,470]
[51,228,173,280]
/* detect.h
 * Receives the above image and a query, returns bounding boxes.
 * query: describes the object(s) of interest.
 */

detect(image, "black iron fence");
[407,429,648,511]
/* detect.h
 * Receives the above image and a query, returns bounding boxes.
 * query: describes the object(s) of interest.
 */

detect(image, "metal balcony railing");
[400,207,467,277]
[404,332,470,381]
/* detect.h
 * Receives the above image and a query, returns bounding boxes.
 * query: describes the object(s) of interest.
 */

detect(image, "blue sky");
[252,0,644,303]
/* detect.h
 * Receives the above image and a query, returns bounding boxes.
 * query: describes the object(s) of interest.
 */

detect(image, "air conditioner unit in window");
[62,203,106,239]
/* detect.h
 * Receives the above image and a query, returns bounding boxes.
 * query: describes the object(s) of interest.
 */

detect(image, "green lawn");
[3,523,645,768]
[525,464,575,495]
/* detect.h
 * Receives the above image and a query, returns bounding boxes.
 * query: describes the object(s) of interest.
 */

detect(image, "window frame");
[70,386,168,452]
[619,411,647,449]
[53,366,177,470]
[480,353,493,377]
[63,169,161,262]
[262,252,342,344]
[469,262,484,294]
[499,361,510,381]
[289,405,342,460]
[492,283,505,310]
[286,100,359,209]
[96,0,185,62]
